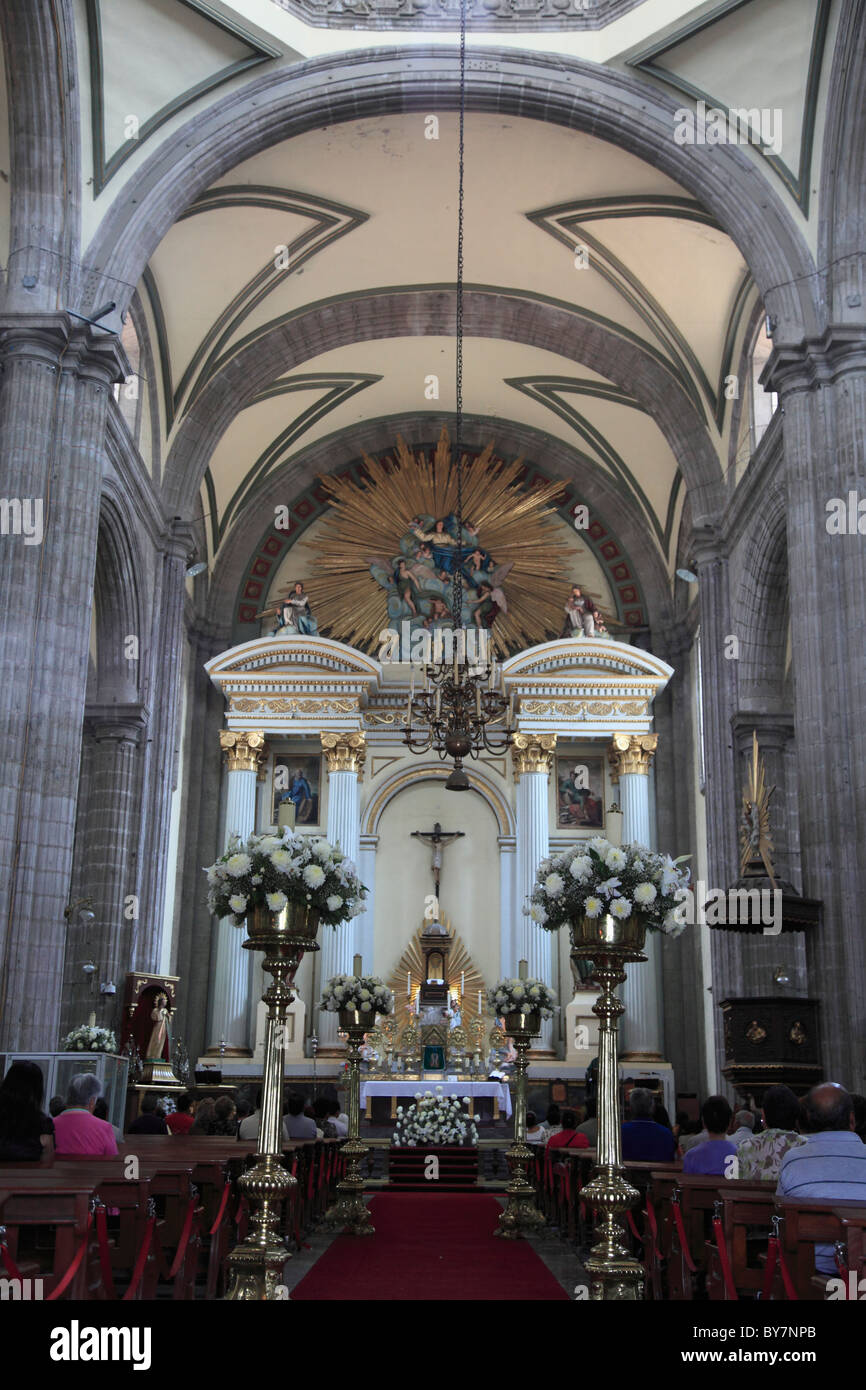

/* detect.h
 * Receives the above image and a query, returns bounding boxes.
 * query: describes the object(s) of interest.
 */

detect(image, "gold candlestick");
[495,1008,545,1238]
[325,1007,375,1236]
[571,912,646,1300]
[224,902,321,1300]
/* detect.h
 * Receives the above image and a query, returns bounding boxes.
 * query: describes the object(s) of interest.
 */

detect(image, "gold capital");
[220,729,267,773]
[321,731,366,775]
[511,732,557,779]
[608,732,658,781]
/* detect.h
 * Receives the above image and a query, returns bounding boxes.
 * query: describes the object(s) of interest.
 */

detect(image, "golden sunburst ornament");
[739,730,778,888]
[285,428,573,654]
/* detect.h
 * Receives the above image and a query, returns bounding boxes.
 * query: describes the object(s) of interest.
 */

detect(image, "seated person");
[327,1099,348,1138]
[53,1073,118,1155]
[525,1111,547,1145]
[737,1084,806,1180]
[576,1098,597,1146]
[777,1082,866,1276]
[127,1091,169,1135]
[545,1103,562,1138]
[851,1092,866,1142]
[211,1096,238,1136]
[48,1095,66,1119]
[547,1108,590,1150]
[93,1097,123,1144]
[313,1096,337,1138]
[284,1092,318,1140]
[166,1091,196,1135]
[729,1109,756,1146]
[0,1059,55,1161]
[682,1096,736,1175]
[621,1087,677,1161]
[190,1097,217,1135]
[239,1088,290,1143]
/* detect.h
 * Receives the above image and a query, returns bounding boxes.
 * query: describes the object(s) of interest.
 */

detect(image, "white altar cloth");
[360,1079,512,1118]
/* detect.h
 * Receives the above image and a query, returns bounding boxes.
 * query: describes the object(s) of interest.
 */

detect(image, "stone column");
[355,834,378,977]
[207,730,266,1055]
[513,733,556,1052]
[498,835,517,980]
[0,316,128,1050]
[609,734,664,1060]
[61,708,147,1038]
[318,732,365,1051]
[765,330,866,1087]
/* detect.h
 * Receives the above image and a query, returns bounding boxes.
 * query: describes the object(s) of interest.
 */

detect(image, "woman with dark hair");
[0,1060,55,1161]
[189,1097,216,1135]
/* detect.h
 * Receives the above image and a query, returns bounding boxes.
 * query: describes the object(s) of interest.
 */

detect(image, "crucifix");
[410,821,465,898]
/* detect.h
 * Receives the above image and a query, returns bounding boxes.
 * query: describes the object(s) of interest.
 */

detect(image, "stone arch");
[362,759,515,838]
[733,483,790,711]
[162,287,722,525]
[92,488,144,704]
[80,48,820,342]
[205,410,676,643]
[0,0,81,309]
[818,0,866,324]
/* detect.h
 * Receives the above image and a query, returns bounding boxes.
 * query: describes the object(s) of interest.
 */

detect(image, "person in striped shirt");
[776,1083,866,1274]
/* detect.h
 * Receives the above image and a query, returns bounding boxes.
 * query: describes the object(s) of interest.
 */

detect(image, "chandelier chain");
[452,0,466,631]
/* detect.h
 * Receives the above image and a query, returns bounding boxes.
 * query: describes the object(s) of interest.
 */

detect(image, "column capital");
[0,313,130,386]
[321,730,366,774]
[511,732,557,779]
[220,729,267,773]
[761,325,866,396]
[608,732,658,781]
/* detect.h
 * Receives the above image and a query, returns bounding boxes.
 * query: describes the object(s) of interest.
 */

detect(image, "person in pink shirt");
[53,1073,118,1156]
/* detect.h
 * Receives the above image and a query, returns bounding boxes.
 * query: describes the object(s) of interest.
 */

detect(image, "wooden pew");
[705,1184,776,1300]
[0,1167,102,1300]
[835,1204,866,1290]
[774,1196,848,1300]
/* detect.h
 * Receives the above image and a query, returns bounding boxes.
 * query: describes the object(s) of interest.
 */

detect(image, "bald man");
[777,1082,866,1274]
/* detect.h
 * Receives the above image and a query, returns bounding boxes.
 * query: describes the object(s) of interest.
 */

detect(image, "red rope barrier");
[671,1197,697,1273]
[761,1236,778,1300]
[712,1215,739,1300]
[122,1216,155,1302]
[209,1181,232,1238]
[166,1199,197,1281]
[776,1238,799,1300]
[46,1213,93,1301]
[626,1210,643,1243]
[0,1240,25,1283]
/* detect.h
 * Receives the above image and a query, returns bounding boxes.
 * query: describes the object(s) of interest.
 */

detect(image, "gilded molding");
[229,696,358,715]
[321,731,366,774]
[608,732,658,781]
[511,732,557,780]
[220,728,267,773]
[520,698,648,719]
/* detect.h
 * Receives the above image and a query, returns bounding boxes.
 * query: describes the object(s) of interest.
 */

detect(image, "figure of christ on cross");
[410,821,465,900]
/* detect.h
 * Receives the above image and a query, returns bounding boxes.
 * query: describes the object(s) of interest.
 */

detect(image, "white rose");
[604,847,627,871]
[326,895,343,913]
[313,839,332,861]
[634,882,657,906]
[228,894,247,914]
[569,855,592,881]
[303,864,325,888]
[266,890,288,912]
[270,849,292,871]
[530,903,549,925]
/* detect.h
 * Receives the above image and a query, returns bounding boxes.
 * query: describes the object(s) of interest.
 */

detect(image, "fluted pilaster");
[610,734,664,1060]
[513,734,556,1051]
[318,733,364,1048]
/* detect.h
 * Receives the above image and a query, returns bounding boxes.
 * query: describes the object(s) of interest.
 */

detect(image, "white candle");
[478,990,482,1013]
[88,1011,96,1028]
[407,971,411,999]
[518,958,528,980]
[353,954,362,977]
[461,970,465,994]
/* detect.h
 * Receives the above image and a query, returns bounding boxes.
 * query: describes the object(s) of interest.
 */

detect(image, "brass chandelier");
[402,1,515,790]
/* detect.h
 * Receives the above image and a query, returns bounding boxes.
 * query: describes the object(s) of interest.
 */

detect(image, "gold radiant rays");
[739,730,778,888]
[296,428,573,652]
[389,917,486,1036]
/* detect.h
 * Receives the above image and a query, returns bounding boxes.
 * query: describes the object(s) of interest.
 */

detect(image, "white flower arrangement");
[487,978,556,1020]
[320,974,394,1017]
[528,839,690,937]
[61,1024,118,1053]
[392,1088,479,1147]
[204,828,368,929]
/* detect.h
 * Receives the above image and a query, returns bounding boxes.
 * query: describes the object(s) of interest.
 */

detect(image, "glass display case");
[0,1052,129,1130]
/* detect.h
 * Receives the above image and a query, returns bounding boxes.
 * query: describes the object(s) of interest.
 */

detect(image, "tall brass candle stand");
[495,1007,545,1238]
[224,903,320,1299]
[571,912,646,1300]
[324,1007,374,1235]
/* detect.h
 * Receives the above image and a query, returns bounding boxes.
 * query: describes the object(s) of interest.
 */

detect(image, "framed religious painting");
[269,746,323,830]
[555,753,606,831]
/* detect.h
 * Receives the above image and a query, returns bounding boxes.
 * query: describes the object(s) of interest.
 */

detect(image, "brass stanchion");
[324,1006,374,1236]
[572,912,646,1300]
[223,904,319,1300]
[495,1005,545,1238]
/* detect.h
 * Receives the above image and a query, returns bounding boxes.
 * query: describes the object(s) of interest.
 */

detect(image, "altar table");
[359,1079,512,1120]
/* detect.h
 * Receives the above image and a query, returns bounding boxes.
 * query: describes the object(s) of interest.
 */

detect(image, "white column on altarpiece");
[498,836,517,980]
[317,734,364,1049]
[513,734,557,1051]
[354,836,378,977]
[208,732,266,1055]
[612,735,664,1061]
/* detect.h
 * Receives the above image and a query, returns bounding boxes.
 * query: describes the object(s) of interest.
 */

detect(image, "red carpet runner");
[291,1194,569,1301]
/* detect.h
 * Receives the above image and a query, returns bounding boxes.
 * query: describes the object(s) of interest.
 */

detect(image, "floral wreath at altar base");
[392,1088,479,1147]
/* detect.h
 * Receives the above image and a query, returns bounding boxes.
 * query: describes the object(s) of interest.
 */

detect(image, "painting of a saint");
[273,754,321,827]
[556,755,605,829]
